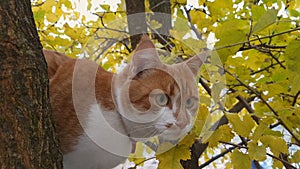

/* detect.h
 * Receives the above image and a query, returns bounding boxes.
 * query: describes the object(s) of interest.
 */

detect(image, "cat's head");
[113,36,208,142]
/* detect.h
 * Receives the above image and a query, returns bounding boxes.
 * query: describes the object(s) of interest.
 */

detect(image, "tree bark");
[149,0,172,50]
[125,0,147,50]
[0,0,63,168]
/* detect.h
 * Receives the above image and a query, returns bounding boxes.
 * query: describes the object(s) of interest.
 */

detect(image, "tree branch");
[223,67,300,145]
[221,142,296,169]
[215,27,300,51]
[292,91,300,106]
[250,61,285,75]
[183,6,202,40]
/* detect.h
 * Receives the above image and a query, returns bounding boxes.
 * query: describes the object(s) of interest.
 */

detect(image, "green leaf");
[289,9,300,17]
[248,141,267,161]
[34,10,46,22]
[226,113,256,137]
[231,149,251,169]
[252,9,278,34]
[252,6,266,22]
[207,0,233,21]
[156,144,190,169]
[284,40,300,71]
[285,40,300,94]
[215,19,248,62]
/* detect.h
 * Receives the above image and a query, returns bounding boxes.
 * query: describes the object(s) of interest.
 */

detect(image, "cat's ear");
[130,35,162,74]
[184,50,209,76]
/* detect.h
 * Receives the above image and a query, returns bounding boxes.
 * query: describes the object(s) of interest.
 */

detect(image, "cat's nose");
[176,112,189,129]
[176,121,188,129]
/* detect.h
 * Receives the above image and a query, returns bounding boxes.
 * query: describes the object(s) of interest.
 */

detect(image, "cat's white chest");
[63,104,132,169]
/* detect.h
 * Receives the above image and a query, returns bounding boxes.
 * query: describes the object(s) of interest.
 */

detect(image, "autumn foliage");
[31,0,300,168]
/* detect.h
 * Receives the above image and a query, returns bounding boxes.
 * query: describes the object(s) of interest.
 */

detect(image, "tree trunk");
[149,0,172,50]
[0,0,63,168]
[125,0,147,50]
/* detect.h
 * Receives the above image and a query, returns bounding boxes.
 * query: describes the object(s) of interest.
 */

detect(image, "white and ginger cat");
[44,36,206,169]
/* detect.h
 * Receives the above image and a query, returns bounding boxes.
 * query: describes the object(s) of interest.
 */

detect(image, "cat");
[44,36,206,169]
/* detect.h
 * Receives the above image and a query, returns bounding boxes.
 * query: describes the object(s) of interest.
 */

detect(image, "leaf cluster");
[31,0,300,168]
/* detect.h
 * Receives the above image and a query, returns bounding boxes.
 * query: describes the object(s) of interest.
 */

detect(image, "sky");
[72,0,199,19]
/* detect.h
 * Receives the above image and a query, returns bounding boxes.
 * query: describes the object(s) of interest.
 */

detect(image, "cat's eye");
[155,94,168,106]
[185,98,194,108]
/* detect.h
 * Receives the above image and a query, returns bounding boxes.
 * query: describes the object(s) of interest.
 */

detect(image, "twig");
[219,141,247,149]
[223,67,278,116]
[292,91,300,106]
[129,157,156,169]
[223,67,300,145]
[146,23,173,50]
[250,61,285,75]
[183,6,202,40]
[199,146,235,168]
[267,153,297,169]
[215,27,300,51]
[220,141,296,169]
[150,0,169,10]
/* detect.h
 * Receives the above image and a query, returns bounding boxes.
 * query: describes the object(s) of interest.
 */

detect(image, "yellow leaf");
[231,149,251,169]
[53,37,72,47]
[251,122,268,142]
[226,113,256,137]
[63,24,80,39]
[63,0,72,8]
[156,144,190,169]
[203,125,234,147]
[128,142,146,166]
[260,135,288,156]
[190,9,212,30]
[100,4,110,11]
[178,132,197,148]
[248,141,266,161]
[46,13,59,23]
[171,0,187,5]
[290,150,300,163]
[149,20,162,30]
[194,105,210,135]
[273,159,284,169]
[42,0,56,12]
[207,0,233,20]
